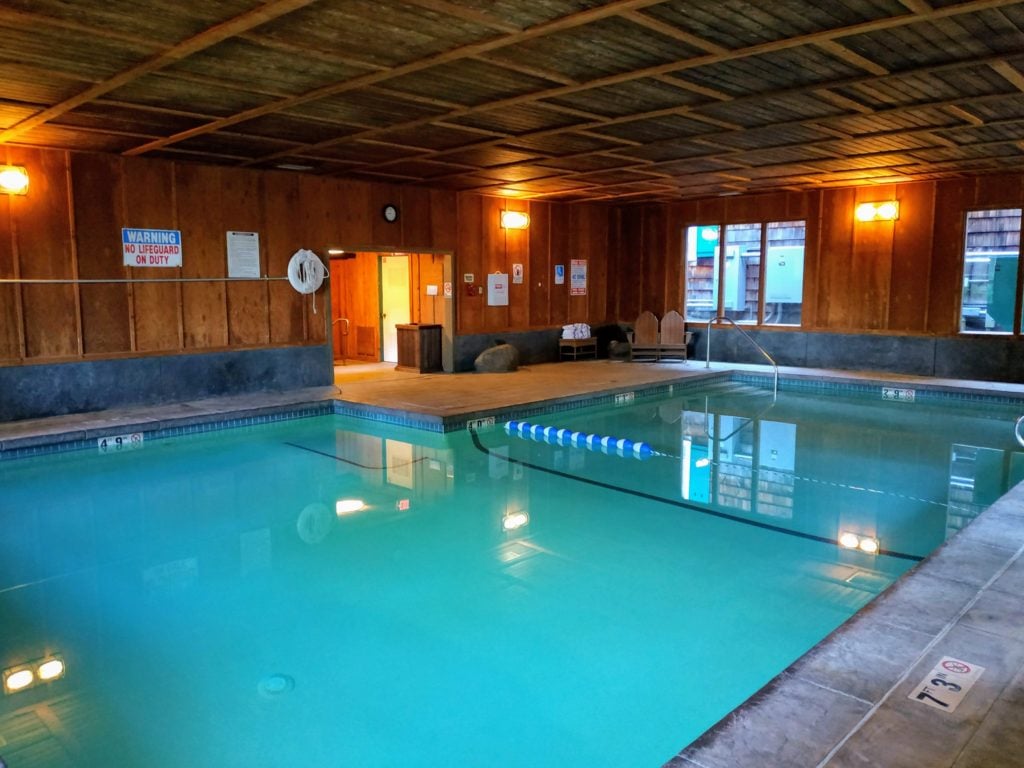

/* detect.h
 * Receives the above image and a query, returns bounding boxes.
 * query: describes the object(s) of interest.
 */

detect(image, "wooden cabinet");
[396,324,442,372]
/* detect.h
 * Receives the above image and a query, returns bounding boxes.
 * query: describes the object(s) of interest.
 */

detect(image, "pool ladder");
[703,316,779,401]
[1016,415,1024,448]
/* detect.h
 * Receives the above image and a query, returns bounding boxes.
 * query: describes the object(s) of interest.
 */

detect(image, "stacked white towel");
[561,323,591,339]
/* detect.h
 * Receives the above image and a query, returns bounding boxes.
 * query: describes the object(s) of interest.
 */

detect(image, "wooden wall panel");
[222,168,269,346]
[123,156,180,352]
[642,206,666,316]
[549,203,570,327]
[818,187,856,329]
[72,153,131,355]
[505,201,530,330]
[617,207,643,321]
[430,189,458,252]
[851,185,895,330]
[412,253,445,325]
[581,205,609,325]
[481,196,507,331]
[12,148,78,359]
[263,174,305,344]
[529,201,551,327]
[456,193,483,332]
[928,178,975,335]
[801,191,822,328]
[176,163,227,349]
[665,203,684,314]
[0,190,20,360]
[889,182,935,332]
[400,187,433,249]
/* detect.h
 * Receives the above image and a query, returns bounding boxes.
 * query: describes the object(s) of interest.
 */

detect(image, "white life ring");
[287,249,326,294]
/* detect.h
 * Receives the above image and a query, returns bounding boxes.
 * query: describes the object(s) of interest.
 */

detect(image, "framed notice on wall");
[226,231,261,278]
[570,259,587,296]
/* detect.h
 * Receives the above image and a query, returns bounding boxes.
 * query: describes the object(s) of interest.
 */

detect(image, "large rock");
[608,340,632,361]
[474,343,520,372]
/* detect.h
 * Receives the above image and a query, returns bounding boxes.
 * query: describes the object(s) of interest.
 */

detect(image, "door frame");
[327,247,454,372]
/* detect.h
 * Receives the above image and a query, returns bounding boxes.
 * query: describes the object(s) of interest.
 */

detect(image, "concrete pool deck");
[1,359,1023,767]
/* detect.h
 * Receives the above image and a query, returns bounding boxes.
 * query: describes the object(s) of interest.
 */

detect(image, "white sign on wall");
[122,228,182,268]
[487,273,509,306]
[226,231,261,278]
[570,259,587,296]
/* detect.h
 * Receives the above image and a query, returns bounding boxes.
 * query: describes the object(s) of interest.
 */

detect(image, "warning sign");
[122,228,182,268]
[909,656,985,713]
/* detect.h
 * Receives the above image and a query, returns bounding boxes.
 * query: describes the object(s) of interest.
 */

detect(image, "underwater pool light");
[2,667,34,694]
[503,511,529,531]
[838,531,880,554]
[336,499,366,516]
[37,657,65,682]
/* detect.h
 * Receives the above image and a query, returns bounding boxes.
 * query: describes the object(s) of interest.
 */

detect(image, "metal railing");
[704,315,779,400]
[1015,414,1024,448]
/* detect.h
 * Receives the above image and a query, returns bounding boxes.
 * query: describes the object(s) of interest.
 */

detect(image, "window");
[960,209,1021,334]
[685,220,805,325]
[764,221,805,326]
[684,225,720,323]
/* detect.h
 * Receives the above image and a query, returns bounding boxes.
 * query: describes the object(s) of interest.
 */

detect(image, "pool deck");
[2,359,1024,767]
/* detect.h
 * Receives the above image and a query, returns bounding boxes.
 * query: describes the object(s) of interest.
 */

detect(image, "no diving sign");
[122,228,182,267]
[909,656,985,713]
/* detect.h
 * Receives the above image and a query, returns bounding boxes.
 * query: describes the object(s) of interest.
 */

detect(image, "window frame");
[957,207,1024,337]
[684,219,806,327]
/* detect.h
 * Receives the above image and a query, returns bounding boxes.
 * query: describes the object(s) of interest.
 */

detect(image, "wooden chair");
[630,311,660,361]
[657,310,691,361]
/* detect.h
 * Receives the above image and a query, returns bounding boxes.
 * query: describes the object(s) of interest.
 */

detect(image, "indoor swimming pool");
[1,380,1021,767]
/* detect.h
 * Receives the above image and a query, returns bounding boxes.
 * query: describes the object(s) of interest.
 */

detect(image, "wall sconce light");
[0,165,29,195]
[500,210,530,229]
[854,201,899,222]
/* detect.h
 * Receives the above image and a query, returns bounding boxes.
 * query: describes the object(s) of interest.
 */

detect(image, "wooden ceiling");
[5,0,1024,202]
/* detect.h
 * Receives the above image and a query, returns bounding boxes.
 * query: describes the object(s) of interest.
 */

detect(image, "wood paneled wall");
[1,147,611,368]
[610,176,1024,336]
[455,195,610,334]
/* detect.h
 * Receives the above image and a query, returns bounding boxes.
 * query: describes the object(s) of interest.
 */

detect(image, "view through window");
[685,220,805,325]
[960,209,1021,334]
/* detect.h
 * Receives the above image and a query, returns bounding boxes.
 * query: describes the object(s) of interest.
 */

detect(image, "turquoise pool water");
[1,383,1021,767]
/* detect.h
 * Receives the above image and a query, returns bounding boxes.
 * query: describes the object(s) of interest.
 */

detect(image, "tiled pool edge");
[0,401,335,459]
[665,479,1024,768]
[5,368,1024,459]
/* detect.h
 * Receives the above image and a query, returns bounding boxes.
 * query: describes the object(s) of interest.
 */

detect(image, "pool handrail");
[1016,414,1024,448]
[704,315,779,400]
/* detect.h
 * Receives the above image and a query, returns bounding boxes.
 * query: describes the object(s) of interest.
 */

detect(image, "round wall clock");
[382,204,399,223]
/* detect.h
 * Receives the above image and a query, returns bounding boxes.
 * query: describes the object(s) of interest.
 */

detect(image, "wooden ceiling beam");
[991,60,1024,92]
[944,104,985,126]
[401,0,521,34]
[0,7,170,50]
[124,0,669,155]
[471,55,579,86]
[244,0,1020,168]
[813,88,874,114]
[897,0,934,13]
[237,33,385,72]
[443,115,1024,197]
[619,10,729,54]
[814,41,890,76]
[0,0,319,144]
[650,74,732,101]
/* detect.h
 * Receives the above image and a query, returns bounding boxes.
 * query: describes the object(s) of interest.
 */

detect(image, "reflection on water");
[0,384,1020,768]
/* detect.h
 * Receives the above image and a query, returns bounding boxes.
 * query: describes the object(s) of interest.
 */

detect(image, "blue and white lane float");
[504,420,656,460]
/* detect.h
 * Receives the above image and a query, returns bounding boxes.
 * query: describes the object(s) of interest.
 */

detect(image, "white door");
[380,254,410,363]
